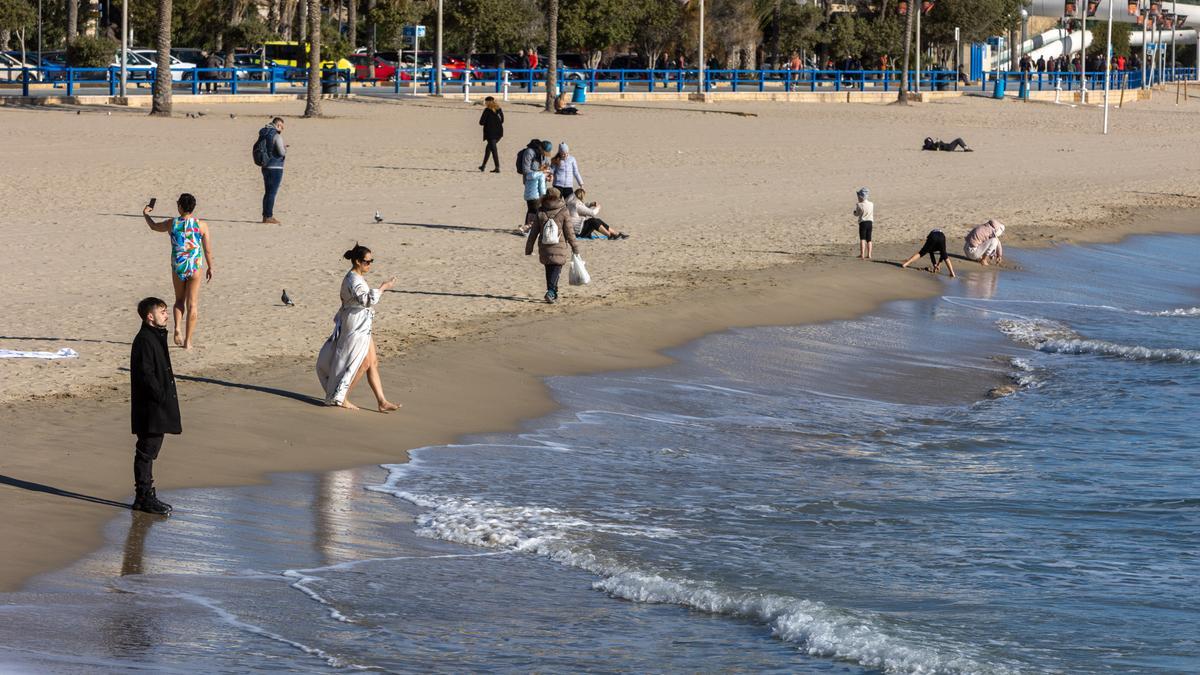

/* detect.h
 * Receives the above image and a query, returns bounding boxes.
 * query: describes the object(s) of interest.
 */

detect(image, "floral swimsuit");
[170,216,204,281]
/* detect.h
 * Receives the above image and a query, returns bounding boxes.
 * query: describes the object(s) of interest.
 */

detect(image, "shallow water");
[2,235,1197,673]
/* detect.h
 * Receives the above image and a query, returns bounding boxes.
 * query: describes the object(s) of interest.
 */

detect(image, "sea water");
[1,235,1197,673]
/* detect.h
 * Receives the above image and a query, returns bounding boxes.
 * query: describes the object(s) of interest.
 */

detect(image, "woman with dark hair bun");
[142,192,213,350]
[316,244,400,411]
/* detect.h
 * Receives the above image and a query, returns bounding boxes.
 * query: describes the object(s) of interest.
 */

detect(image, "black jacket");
[130,323,181,435]
[479,107,504,141]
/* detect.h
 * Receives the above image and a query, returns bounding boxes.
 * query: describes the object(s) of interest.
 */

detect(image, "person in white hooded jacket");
[963,219,1005,265]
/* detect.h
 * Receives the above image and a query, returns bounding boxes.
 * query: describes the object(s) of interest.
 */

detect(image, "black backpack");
[515,139,540,174]
[253,127,276,167]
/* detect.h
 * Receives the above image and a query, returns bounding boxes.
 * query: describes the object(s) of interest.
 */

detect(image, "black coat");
[130,323,181,435]
[479,107,504,141]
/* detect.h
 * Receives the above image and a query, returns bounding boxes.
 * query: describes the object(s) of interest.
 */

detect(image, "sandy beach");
[3,93,1200,593]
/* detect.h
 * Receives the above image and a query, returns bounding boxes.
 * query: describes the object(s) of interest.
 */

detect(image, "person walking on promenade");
[316,244,401,411]
[551,142,583,199]
[143,193,213,350]
[478,96,504,173]
[853,187,874,260]
[129,297,181,515]
[257,117,286,224]
[525,188,580,304]
[963,219,1005,266]
[203,50,222,93]
[902,229,956,277]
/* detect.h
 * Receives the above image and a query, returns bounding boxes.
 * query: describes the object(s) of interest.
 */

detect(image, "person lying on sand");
[922,137,973,152]
[901,229,955,277]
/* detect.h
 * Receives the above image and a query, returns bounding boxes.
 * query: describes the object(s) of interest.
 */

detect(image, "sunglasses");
[361,259,375,265]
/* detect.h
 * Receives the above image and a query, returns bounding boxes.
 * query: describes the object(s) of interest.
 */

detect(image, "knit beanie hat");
[559,142,569,154]
[857,187,869,199]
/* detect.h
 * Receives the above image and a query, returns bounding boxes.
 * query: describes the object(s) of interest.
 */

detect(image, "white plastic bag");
[569,253,590,286]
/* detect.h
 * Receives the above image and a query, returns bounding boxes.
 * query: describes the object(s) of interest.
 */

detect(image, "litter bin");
[321,67,340,94]
[992,76,1006,99]
[572,82,587,104]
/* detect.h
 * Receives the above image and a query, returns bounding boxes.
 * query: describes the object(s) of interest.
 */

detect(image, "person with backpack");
[254,117,287,224]
[525,188,579,304]
[478,96,504,173]
[516,139,549,232]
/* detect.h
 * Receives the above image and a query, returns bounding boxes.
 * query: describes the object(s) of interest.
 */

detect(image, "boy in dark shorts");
[853,187,874,259]
[902,229,956,277]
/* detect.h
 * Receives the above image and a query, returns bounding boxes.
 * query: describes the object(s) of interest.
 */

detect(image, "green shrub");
[66,35,118,68]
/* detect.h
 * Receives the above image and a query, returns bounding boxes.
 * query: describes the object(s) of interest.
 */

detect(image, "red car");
[348,54,405,82]
[442,57,483,81]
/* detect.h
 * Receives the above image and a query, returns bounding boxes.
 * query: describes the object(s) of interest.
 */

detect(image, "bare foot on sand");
[378,401,401,413]
[340,400,361,411]
[173,330,184,347]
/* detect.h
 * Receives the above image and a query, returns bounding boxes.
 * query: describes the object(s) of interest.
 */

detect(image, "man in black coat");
[130,297,181,515]
[478,96,504,173]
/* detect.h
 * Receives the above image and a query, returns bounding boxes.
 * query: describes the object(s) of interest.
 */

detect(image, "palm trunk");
[543,0,558,112]
[898,2,914,104]
[304,0,322,117]
[67,0,78,43]
[299,0,307,41]
[366,0,376,79]
[347,0,356,50]
[151,0,173,116]
[224,0,244,84]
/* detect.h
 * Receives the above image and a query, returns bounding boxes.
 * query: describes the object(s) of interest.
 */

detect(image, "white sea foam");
[1133,306,1200,317]
[944,297,1200,319]
[998,318,1200,364]
[369,465,1016,675]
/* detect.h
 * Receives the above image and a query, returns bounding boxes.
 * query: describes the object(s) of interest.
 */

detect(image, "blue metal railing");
[4,65,1194,98]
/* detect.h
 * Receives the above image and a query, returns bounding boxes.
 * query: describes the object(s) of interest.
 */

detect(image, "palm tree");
[543,0,558,112]
[66,0,77,43]
[898,1,914,104]
[304,0,322,117]
[150,0,173,116]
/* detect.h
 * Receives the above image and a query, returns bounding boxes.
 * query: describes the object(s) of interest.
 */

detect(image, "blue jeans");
[261,167,283,218]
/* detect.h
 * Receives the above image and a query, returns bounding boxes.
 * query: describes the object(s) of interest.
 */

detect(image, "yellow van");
[263,41,353,76]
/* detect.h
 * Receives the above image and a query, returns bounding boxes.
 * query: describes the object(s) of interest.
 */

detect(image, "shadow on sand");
[0,474,130,510]
[390,288,536,303]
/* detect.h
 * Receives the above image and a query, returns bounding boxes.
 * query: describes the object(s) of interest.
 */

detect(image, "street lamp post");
[915,2,922,92]
[697,0,705,96]
[435,0,443,95]
[1104,0,1115,132]
[120,0,127,96]
[1080,0,1088,101]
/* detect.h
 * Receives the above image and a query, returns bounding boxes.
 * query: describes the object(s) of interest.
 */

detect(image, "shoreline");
[3,215,1199,594]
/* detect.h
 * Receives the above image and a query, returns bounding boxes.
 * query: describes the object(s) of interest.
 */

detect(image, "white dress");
[316,271,382,405]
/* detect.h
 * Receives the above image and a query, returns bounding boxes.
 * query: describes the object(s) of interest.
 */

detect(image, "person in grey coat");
[525,188,580,304]
[259,117,286,224]
[130,297,181,515]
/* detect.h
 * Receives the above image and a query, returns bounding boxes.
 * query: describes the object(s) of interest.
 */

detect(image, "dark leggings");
[524,198,540,228]
[482,139,499,169]
[544,263,563,295]
[939,138,968,151]
[579,217,608,238]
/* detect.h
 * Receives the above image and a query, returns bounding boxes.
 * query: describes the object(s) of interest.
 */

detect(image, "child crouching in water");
[854,187,874,260]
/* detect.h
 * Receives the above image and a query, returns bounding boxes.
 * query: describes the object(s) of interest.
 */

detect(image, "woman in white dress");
[316,244,400,411]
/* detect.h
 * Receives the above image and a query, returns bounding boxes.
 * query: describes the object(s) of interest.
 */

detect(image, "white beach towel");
[0,348,79,359]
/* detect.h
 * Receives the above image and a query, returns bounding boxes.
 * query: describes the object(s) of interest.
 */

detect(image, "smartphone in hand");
[148,198,157,209]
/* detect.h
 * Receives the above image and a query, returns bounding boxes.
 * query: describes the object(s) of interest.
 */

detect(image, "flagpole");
[1104,0,1115,132]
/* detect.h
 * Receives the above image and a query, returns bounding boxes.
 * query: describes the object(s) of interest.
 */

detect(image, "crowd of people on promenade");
[123,105,1011,514]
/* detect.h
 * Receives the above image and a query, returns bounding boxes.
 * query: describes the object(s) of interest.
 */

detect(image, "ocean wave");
[944,297,1200,318]
[998,319,1200,364]
[1132,306,1200,317]
[369,469,1017,675]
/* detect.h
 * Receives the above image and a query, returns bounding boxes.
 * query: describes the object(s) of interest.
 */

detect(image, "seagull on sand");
[374,210,384,223]
[281,289,294,306]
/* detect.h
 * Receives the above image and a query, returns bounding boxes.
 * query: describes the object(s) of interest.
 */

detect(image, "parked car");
[10,51,68,80]
[347,53,400,82]
[0,52,43,81]
[112,50,197,81]
[170,48,207,67]
[555,52,588,80]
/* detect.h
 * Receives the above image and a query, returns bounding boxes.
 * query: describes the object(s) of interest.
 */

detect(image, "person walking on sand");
[316,244,401,411]
[551,142,583,199]
[478,96,504,173]
[902,229,956,277]
[129,296,180,515]
[525,188,580,304]
[518,141,551,234]
[257,117,286,224]
[143,193,213,350]
[964,219,1005,266]
[853,187,874,260]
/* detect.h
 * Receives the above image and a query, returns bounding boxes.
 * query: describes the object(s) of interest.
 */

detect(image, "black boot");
[133,487,171,515]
